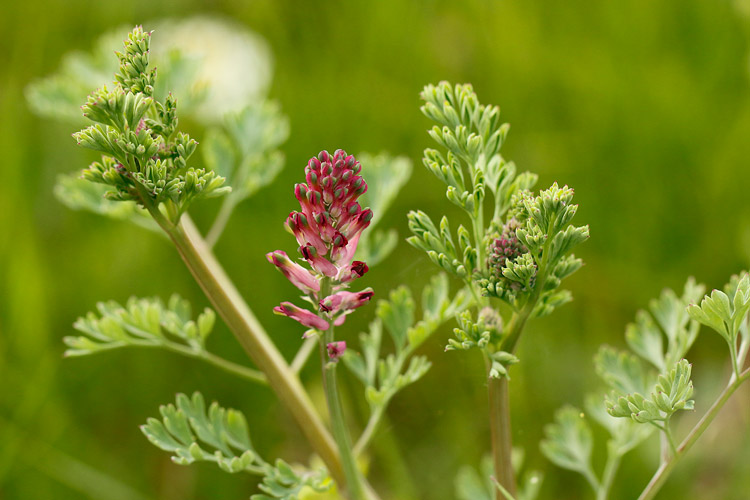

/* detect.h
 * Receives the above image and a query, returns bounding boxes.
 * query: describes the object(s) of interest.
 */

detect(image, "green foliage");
[355,152,413,267]
[540,406,597,488]
[65,295,215,357]
[687,273,750,349]
[594,346,654,397]
[455,457,495,500]
[25,29,124,123]
[606,359,695,424]
[583,394,653,456]
[251,459,330,500]
[343,274,470,411]
[72,27,231,222]
[448,310,493,351]
[420,82,533,222]
[626,278,705,371]
[142,393,330,500]
[203,101,289,202]
[407,211,476,279]
[54,173,159,232]
[409,82,537,283]
[544,279,706,491]
[455,454,542,500]
[141,392,258,472]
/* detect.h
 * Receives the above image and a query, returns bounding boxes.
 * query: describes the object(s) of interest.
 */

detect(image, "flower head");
[488,218,527,275]
[287,150,373,276]
[269,150,374,333]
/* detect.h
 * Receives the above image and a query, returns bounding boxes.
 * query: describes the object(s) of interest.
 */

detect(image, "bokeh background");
[2,1,750,499]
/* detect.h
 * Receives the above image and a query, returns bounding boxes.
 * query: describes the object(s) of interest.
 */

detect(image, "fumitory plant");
[36,24,750,500]
[408,82,589,498]
[541,274,750,500]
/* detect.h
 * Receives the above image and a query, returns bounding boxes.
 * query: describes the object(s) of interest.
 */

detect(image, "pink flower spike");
[266,251,320,294]
[327,341,346,362]
[274,302,329,330]
[319,289,374,313]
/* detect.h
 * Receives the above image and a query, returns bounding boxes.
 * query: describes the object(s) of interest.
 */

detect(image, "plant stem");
[319,278,366,500]
[597,451,621,500]
[104,323,269,385]
[150,211,345,486]
[354,404,385,457]
[485,300,535,500]
[291,337,317,374]
[160,340,268,384]
[638,367,750,500]
[487,372,516,499]
[205,195,239,249]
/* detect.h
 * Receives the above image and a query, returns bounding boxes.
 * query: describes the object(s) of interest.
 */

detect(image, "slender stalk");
[353,349,410,456]
[354,404,385,457]
[638,367,750,500]
[131,339,268,384]
[658,430,669,464]
[205,195,239,249]
[291,337,317,374]
[182,347,266,384]
[597,452,621,500]
[148,211,345,486]
[319,278,366,500]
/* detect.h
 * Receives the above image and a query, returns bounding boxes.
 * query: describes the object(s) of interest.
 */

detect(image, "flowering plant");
[33,25,750,500]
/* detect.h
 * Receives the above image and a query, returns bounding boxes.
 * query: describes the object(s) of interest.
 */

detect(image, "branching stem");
[638,367,750,500]
[596,451,621,500]
[205,195,239,249]
[146,209,345,486]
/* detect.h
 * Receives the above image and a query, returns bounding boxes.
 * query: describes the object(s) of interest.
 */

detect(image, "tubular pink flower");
[337,261,369,283]
[300,244,338,277]
[266,250,320,294]
[274,302,329,330]
[319,289,374,314]
[327,341,347,362]
[286,212,327,255]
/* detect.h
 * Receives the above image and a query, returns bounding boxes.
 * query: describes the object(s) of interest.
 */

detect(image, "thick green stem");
[638,367,750,500]
[486,294,535,500]
[487,371,516,499]
[150,212,345,486]
[318,278,366,500]
[597,451,621,500]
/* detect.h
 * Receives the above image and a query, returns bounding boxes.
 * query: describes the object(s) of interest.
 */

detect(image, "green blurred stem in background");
[638,366,750,500]
[143,200,347,487]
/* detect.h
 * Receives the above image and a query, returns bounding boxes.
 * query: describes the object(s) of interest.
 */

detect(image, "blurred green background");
[2,1,750,499]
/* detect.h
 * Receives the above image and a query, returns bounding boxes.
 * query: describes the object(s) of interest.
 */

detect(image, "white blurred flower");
[151,16,273,122]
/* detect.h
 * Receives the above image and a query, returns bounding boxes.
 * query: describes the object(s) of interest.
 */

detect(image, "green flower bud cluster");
[73,26,230,223]
[479,183,588,312]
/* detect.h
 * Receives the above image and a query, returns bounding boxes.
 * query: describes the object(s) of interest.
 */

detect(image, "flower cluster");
[268,150,374,347]
[488,218,528,276]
